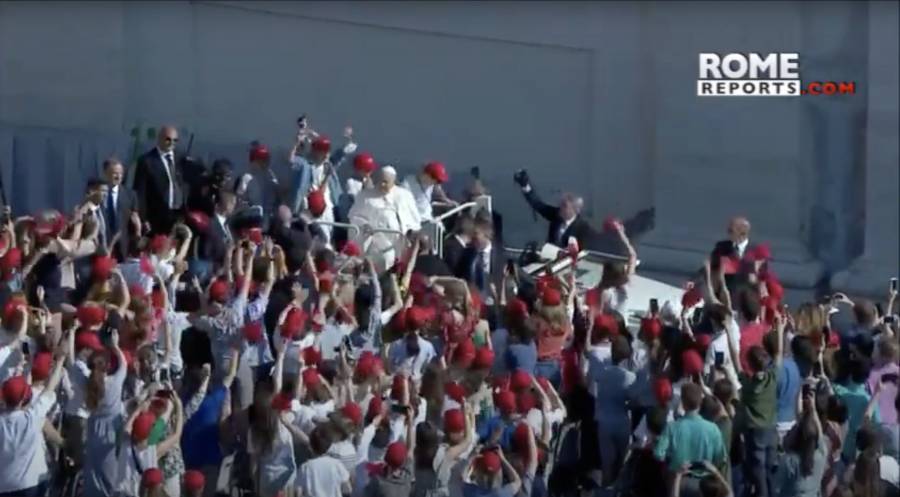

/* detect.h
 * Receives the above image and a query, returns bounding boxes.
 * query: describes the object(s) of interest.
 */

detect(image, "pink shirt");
[867,362,899,425]
[536,319,571,360]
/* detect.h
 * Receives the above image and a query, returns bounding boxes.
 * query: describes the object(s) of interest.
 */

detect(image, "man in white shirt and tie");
[133,125,183,235]
[101,158,136,260]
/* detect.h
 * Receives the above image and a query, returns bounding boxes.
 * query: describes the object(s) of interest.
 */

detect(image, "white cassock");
[400,175,435,221]
[348,186,422,272]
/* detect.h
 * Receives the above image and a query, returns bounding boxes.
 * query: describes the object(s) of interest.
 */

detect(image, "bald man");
[133,125,185,234]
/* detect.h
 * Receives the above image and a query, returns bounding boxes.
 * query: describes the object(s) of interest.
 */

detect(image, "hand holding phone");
[891,277,898,293]
[649,298,659,316]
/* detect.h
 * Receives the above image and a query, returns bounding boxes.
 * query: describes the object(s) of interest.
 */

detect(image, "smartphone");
[649,298,659,315]
[390,404,408,414]
[882,373,899,384]
[21,342,30,357]
[714,351,725,368]
[891,277,898,292]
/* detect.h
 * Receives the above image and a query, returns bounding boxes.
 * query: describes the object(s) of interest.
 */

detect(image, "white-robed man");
[400,161,453,221]
[348,166,422,271]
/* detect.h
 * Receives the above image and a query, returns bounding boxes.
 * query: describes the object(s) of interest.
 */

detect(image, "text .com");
[696,52,856,97]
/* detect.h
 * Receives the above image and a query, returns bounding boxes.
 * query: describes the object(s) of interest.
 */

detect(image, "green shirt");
[654,412,727,472]
[739,366,778,429]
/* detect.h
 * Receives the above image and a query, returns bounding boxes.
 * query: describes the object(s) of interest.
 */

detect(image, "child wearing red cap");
[117,390,184,497]
[430,406,477,497]
[461,447,522,497]
[534,279,574,388]
[360,404,416,497]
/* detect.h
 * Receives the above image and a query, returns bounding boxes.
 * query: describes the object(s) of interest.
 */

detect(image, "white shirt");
[345,177,365,198]
[297,455,349,497]
[108,185,119,212]
[157,148,175,208]
[736,239,749,258]
[0,392,57,492]
[276,334,317,379]
[215,213,231,241]
[116,443,158,496]
[63,359,91,418]
[388,336,436,381]
[479,243,493,276]
[704,318,742,392]
[401,175,435,221]
[0,333,25,384]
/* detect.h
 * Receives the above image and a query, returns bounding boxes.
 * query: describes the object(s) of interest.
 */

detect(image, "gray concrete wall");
[0,1,896,294]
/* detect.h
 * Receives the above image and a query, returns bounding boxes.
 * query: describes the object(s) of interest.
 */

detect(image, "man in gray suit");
[102,157,137,259]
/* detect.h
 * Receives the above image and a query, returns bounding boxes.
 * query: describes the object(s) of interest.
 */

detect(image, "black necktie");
[106,189,117,235]
[475,251,486,291]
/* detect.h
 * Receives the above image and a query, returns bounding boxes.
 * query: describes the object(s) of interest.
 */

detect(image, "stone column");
[831,1,900,297]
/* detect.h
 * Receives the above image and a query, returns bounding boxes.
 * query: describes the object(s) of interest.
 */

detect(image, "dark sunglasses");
[164,137,179,143]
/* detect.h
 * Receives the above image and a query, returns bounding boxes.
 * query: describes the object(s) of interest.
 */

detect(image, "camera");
[513,169,530,188]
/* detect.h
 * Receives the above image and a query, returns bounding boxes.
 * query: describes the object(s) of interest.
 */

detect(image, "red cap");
[92,255,117,281]
[149,234,170,254]
[129,283,148,298]
[444,382,466,403]
[311,136,331,154]
[341,402,363,425]
[695,334,712,351]
[424,161,448,184]
[750,243,771,261]
[640,317,662,340]
[384,441,408,469]
[541,288,562,307]
[242,321,264,343]
[652,377,673,406]
[513,423,531,452]
[602,216,621,233]
[280,308,307,339]
[307,189,327,218]
[186,210,211,233]
[510,370,531,391]
[389,308,408,333]
[406,306,432,332]
[131,411,157,442]
[353,153,377,173]
[391,374,407,401]
[208,279,230,303]
[183,470,206,492]
[77,304,107,328]
[593,313,619,338]
[302,368,321,388]
[75,331,104,352]
[34,209,65,238]
[2,297,26,325]
[366,396,384,421]
[341,241,362,257]
[443,408,466,433]
[30,352,53,382]
[452,339,476,368]
[142,468,164,489]
[2,375,32,407]
[0,247,22,271]
[302,347,322,367]
[682,286,703,309]
[139,254,155,276]
[766,277,784,303]
[472,347,495,370]
[494,389,516,416]
[354,352,377,379]
[681,349,704,376]
[271,392,293,411]
[517,391,536,413]
[246,227,264,245]
[478,451,502,474]
[249,143,270,163]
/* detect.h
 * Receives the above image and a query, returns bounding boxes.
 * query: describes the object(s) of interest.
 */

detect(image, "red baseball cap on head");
[30,352,53,382]
[593,313,619,337]
[2,297,26,324]
[131,411,157,443]
[682,285,703,309]
[640,317,662,340]
[366,396,384,421]
[0,247,22,271]
[443,408,465,433]
[452,338,476,368]
[341,402,363,425]
[354,352,376,379]
[472,347,495,370]
[307,190,327,218]
[494,389,516,416]
[513,422,531,452]
[2,375,32,407]
[280,308,307,339]
[681,349,704,376]
[302,347,322,367]
[391,374,407,401]
[249,143,270,163]
[353,152,377,173]
[312,136,331,153]
[186,210,211,233]
[77,304,107,328]
[242,321,263,343]
[505,298,529,321]
[389,308,408,333]
[510,370,531,391]
[652,377,673,406]
[444,382,466,403]
[406,306,431,332]
[341,240,362,257]
[541,288,562,307]
[517,391,536,414]
[424,161,449,184]
[749,243,772,261]
[183,470,206,492]
[208,279,230,303]
[694,333,712,352]
[142,468,164,489]
[149,234,170,254]
[478,451,502,474]
[384,441,408,469]
[75,331,104,352]
[92,255,116,281]
[301,368,321,388]
[246,227,264,245]
[271,392,293,411]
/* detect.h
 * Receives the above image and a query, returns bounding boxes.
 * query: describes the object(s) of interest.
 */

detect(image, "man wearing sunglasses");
[133,125,185,234]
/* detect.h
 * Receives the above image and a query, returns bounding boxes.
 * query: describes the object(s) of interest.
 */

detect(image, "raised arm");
[497,448,522,495]
[520,183,559,222]
[723,312,742,375]
[612,220,638,276]
[156,393,184,458]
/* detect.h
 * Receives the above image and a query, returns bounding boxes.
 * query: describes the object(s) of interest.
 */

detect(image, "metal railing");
[430,201,479,258]
[309,220,361,237]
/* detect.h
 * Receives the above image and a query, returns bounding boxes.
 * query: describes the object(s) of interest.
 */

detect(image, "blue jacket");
[289,148,348,214]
